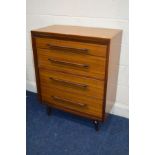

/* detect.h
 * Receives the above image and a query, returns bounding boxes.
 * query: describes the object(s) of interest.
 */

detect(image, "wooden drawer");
[36,37,107,57]
[37,49,106,80]
[39,70,104,100]
[41,86,103,118]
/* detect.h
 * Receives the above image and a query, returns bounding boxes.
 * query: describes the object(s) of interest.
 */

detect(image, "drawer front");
[37,49,106,80]
[41,86,103,118]
[36,38,107,57]
[39,70,104,100]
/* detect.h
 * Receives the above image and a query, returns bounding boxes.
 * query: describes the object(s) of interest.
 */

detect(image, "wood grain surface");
[39,70,104,100]
[37,48,106,80]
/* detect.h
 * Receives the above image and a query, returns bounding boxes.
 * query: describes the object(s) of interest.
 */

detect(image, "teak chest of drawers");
[31,25,122,131]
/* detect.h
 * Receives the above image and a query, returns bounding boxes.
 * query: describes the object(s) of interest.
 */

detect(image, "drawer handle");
[49,77,88,88]
[48,58,89,68]
[46,43,89,54]
[52,96,86,107]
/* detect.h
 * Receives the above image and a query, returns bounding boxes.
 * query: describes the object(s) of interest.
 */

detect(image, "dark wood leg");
[47,106,52,116]
[93,120,99,131]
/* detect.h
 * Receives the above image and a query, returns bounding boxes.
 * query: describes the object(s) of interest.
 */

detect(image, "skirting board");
[26,80,37,93]
[26,80,129,118]
[110,102,129,118]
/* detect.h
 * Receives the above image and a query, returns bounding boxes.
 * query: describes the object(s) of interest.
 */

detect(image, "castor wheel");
[47,106,52,116]
[93,120,100,131]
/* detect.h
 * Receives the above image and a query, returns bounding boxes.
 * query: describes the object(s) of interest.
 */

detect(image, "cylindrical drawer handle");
[49,77,88,88]
[52,96,86,107]
[48,58,89,68]
[46,43,89,54]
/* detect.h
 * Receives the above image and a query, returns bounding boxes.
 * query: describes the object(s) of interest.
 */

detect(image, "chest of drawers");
[31,25,122,131]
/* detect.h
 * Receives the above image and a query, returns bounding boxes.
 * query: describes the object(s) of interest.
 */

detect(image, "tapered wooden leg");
[47,106,52,116]
[93,120,99,131]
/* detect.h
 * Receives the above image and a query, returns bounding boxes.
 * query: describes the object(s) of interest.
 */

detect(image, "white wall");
[26,0,129,118]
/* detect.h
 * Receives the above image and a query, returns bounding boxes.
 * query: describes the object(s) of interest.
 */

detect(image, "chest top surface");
[31,25,122,40]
